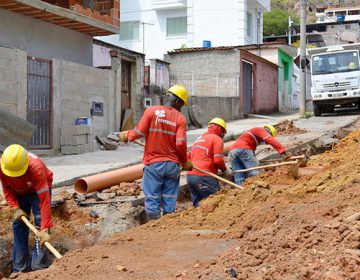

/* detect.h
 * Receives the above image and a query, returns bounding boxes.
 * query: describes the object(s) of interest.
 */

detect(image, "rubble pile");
[275,120,306,135]
[2,128,360,280]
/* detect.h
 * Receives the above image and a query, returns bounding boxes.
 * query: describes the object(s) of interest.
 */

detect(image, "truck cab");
[309,44,360,116]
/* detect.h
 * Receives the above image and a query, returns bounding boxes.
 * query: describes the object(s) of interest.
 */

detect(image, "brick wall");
[240,50,278,114]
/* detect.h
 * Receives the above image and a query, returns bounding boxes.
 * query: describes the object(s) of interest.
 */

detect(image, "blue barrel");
[202,40,211,48]
[337,15,345,22]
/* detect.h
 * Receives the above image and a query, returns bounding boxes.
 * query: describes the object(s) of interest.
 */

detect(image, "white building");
[98,0,270,60]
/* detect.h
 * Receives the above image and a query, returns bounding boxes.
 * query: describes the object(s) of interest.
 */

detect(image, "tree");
[263,9,300,36]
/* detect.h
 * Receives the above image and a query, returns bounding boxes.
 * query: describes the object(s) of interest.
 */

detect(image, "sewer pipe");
[74,140,236,194]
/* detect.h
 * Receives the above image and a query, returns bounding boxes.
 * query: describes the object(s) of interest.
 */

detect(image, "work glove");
[281,151,292,160]
[12,208,28,222]
[182,159,193,171]
[38,229,51,247]
[118,131,129,143]
[220,168,233,180]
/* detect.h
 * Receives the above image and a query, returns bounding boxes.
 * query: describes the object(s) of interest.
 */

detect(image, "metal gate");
[242,60,253,113]
[121,60,132,129]
[27,57,52,149]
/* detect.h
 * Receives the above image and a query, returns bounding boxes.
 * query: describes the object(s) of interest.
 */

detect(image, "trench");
[0,127,355,279]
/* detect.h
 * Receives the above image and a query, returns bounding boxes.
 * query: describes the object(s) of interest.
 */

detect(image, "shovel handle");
[260,155,305,163]
[233,160,298,173]
[193,166,244,190]
[21,216,62,259]
[133,140,145,147]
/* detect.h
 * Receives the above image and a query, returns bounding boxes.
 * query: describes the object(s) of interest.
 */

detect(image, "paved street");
[42,112,359,188]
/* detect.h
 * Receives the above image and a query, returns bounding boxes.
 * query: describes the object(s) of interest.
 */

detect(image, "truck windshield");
[312,51,360,75]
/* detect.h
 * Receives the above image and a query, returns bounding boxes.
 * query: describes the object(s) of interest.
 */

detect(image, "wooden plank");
[121,109,133,131]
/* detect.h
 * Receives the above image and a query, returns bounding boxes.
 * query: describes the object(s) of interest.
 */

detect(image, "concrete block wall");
[166,49,240,98]
[60,125,96,155]
[0,47,27,119]
[53,59,118,153]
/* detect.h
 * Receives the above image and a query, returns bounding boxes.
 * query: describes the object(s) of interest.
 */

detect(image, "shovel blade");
[290,164,299,179]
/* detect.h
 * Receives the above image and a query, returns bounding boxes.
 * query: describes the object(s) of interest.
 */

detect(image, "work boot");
[9,272,22,279]
[146,212,161,221]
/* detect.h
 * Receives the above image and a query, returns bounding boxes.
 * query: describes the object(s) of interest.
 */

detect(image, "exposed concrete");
[0,8,93,66]
[0,46,27,118]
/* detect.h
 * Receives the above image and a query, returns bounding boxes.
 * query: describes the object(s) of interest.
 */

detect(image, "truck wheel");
[313,103,322,116]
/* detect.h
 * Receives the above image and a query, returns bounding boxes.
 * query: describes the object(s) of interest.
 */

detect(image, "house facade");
[100,0,270,59]
[165,46,278,123]
[0,0,142,154]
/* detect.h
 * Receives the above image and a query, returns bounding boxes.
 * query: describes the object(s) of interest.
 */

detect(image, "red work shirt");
[187,125,226,177]
[0,153,53,230]
[230,127,286,154]
[128,105,188,165]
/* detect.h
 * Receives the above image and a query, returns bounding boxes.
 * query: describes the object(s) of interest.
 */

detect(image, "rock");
[101,189,113,193]
[194,263,200,268]
[253,180,270,189]
[227,268,238,278]
[89,210,99,218]
[96,192,116,201]
[116,265,127,272]
[345,212,360,222]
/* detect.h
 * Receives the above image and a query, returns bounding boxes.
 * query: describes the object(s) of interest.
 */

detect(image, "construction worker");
[186,117,232,207]
[119,85,192,220]
[229,125,290,185]
[0,144,53,275]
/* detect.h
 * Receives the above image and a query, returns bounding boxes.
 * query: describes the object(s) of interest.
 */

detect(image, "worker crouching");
[187,118,232,207]
[0,144,53,275]
[229,125,290,184]
[119,85,193,220]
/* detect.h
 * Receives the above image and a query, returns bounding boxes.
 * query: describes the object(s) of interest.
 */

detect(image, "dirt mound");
[275,120,306,135]
[8,130,360,280]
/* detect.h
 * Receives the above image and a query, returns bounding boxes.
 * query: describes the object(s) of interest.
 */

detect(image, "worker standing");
[186,118,232,207]
[229,125,290,185]
[119,85,192,220]
[0,144,53,276]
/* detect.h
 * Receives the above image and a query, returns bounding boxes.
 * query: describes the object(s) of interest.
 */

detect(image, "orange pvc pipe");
[75,140,237,194]
[74,164,144,194]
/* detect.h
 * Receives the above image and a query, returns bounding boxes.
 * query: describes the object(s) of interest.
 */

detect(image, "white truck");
[308,43,360,116]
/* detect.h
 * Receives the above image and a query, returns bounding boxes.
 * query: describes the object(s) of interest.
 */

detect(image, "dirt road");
[1,121,357,280]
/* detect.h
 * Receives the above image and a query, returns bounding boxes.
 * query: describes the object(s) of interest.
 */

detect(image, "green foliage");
[292,40,317,49]
[263,9,299,36]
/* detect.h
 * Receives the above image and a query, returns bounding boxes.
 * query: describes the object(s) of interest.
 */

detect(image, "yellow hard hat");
[349,62,356,69]
[168,85,188,105]
[264,124,276,137]
[209,117,227,133]
[1,144,29,177]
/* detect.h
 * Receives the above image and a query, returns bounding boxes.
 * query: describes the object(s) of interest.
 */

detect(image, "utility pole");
[288,16,293,45]
[299,0,307,115]
[140,22,154,55]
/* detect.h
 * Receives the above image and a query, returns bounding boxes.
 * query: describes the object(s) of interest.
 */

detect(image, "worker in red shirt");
[229,125,290,184]
[119,85,193,220]
[186,118,232,207]
[0,144,53,275]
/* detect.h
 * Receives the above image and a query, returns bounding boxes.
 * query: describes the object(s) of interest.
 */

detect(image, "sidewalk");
[42,112,359,187]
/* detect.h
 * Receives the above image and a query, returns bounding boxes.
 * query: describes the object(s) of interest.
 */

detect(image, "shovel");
[20,216,62,259]
[131,140,243,189]
[232,160,299,173]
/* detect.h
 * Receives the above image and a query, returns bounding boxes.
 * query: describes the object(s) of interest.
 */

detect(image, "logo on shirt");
[154,109,176,127]
[27,182,33,187]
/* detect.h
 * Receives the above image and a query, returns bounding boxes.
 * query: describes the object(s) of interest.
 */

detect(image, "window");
[247,12,253,38]
[166,17,187,37]
[120,21,140,41]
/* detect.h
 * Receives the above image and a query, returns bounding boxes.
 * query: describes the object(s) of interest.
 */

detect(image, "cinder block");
[61,125,91,136]
[61,142,95,155]
[60,135,87,146]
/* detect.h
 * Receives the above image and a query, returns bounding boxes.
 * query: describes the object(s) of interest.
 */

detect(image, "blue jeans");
[229,148,260,184]
[142,161,180,219]
[186,175,219,207]
[13,192,50,272]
